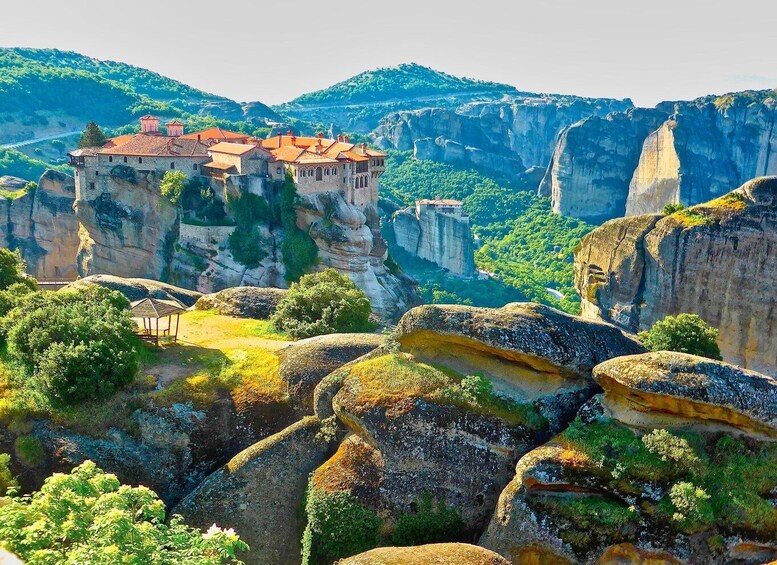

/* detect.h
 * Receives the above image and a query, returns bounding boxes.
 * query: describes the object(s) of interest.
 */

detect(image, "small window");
[138,157,143,164]
[123,156,127,163]
[170,162,175,169]
[193,164,197,170]
[89,182,95,190]
[316,167,323,181]
[108,156,113,162]
[95,170,99,176]
[276,167,282,174]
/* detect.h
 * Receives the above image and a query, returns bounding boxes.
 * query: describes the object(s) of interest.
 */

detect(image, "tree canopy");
[638,313,722,360]
[0,460,248,564]
[78,121,107,148]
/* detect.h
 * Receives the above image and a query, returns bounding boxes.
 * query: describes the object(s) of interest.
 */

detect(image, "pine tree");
[79,121,107,148]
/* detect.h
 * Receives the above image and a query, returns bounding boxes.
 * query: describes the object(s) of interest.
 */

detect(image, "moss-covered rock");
[64,274,202,306]
[593,352,777,440]
[337,543,511,565]
[174,416,335,565]
[278,333,382,413]
[194,286,287,318]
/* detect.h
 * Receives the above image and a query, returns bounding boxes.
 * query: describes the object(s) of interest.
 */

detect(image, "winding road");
[1,130,80,149]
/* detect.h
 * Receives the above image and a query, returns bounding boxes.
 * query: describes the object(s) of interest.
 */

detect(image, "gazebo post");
[155,317,159,346]
[175,312,180,343]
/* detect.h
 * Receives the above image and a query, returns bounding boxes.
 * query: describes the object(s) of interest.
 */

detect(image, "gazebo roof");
[130,297,186,318]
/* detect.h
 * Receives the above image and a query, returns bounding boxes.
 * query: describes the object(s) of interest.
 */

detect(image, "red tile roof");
[180,127,250,142]
[208,142,260,156]
[100,135,209,157]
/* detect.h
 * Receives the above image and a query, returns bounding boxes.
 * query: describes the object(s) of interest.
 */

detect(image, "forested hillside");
[380,152,592,313]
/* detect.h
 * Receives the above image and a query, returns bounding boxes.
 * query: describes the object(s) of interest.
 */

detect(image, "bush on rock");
[270,268,373,339]
[638,313,722,360]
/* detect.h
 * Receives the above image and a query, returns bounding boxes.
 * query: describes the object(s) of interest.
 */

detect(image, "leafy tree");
[161,170,187,206]
[78,120,107,148]
[0,249,35,291]
[6,285,139,404]
[638,313,722,360]
[279,172,318,281]
[0,453,17,496]
[271,268,372,338]
[0,460,247,564]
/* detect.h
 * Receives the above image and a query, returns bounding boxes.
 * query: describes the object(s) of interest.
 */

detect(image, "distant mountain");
[274,63,521,133]
[0,48,278,144]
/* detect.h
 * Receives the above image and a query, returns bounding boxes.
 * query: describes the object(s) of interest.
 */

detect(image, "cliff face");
[391,205,476,277]
[296,192,418,320]
[0,170,79,280]
[575,177,777,376]
[372,97,632,181]
[544,93,777,222]
[539,108,668,223]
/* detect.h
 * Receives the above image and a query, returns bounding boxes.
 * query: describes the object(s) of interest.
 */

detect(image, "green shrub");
[160,170,186,206]
[0,249,35,292]
[181,177,227,224]
[301,488,381,565]
[638,313,722,360]
[391,494,464,546]
[279,172,318,281]
[669,481,714,533]
[663,202,685,214]
[642,429,702,475]
[229,192,271,228]
[0,452,17,495]
[0,460,247,563]
[271,268,372,339]
[13,435,43,466]
[6,285,139,405]
[228,225,267,268]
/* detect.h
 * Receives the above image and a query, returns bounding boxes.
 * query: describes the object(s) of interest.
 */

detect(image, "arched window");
[123,156,127,163]
[276,167,282,175]
[170,162,175,169]
[325,168,329,176]
[139,158,143,164]
[108,156,113,162]
[316,167,323,181]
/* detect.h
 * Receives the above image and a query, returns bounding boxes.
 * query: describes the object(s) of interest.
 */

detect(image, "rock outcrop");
[297,191,419,320]
[174,417,334,565]
[338,543,511,565]
[390,202,476,277]
[64,274,202,306]
[575,177,777,375]
[277,332,383,413]
[0,170,79,280]
[194,286,287,318]
[543,91,777,221]
[539,109,668,222]
[373,97,632,181]
[480,353,777,564]
[594,352,777,440]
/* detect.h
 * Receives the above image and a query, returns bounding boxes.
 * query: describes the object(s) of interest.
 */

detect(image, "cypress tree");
[79,121,107,148]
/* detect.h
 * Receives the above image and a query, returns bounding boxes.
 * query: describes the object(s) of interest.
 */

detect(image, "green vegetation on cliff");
[0,460,248,564]
[0,148,70,181]
[381,152,593,312]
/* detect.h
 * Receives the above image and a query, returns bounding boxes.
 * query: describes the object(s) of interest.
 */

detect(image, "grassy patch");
[343,354,545,428]
[243,319,291,341]
[673,208,714,228]
[704,191,748,211]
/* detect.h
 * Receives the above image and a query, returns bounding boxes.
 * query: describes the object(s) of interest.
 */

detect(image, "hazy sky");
[2,0,776,107]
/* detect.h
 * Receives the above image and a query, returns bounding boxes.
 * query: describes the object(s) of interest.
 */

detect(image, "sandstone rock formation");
[338,543,511,565]
[373,97,632,181]
[297,191,419,320]
[390,202,476,277]
[74,168,178,280]
[194,286,287,318]
[277,332,383,413]
[395,303,645,414]
[64,274,202,306]
[480,352,777,564]
[0,170,79,280]
[174,417,333,565]
[575,177,777,375]
[539,109,667,222]
[542,91,777,221]
[594,352,777,440]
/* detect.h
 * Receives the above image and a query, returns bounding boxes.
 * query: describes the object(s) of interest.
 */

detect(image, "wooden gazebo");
[130,297,185,345]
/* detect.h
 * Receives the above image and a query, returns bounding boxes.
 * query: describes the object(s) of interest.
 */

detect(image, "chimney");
[361,142,368,154]
[286,130,293,136]
[166,120,184,137]
[291,135,297,145]
[317,132,324,139]
[197,134,201,142]
[337,135,343,142]
[140,115,160,134]
[343,135,349,143]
